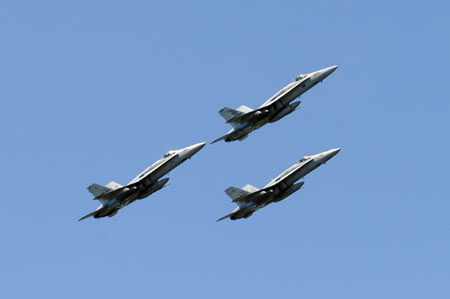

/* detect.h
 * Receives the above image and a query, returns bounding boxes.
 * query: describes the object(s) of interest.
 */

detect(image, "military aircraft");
[216,148,341,221]
[211,65,338,144]
[79,142,206,221]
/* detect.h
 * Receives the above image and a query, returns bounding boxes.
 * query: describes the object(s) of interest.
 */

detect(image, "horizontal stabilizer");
[216,211,236,222]
[78,210,99,221]
[87,183,112,197]
[211,134,228,144]
[211,128,234,144]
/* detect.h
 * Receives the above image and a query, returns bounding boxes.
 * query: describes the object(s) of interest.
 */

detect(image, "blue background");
[1,1,449,298]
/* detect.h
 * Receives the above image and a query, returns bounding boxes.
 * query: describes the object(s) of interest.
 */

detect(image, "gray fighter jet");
[216,148,341,221]
[79,142,206,221]
[212,66,338,143]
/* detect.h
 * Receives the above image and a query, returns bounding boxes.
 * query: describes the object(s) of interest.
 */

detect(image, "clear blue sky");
[1,1,449,298]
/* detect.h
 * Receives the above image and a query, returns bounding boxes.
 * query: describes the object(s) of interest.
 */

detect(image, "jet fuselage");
[80,142,206,220]
[217,66,338,143]
[219,148,341,221]
[109,142,206,212]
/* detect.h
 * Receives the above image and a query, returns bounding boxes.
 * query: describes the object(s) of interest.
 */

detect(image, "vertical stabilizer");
[105,181,123,190]
[236,105,253,113]
[241,184,259,193]
[225,186,250,201]
[87,184,112,197]
[219,107,243,122]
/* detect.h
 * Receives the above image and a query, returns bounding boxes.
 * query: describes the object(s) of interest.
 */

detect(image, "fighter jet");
[216,148,341,221]
[211,65,338,144]
[79,142,206,221]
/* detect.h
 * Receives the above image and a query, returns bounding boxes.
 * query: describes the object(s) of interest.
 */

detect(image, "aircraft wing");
[259,77,309,110]
[128,154,178,185]
[226,80,307,124]
[90,155,179,201]
[264,158,314,189]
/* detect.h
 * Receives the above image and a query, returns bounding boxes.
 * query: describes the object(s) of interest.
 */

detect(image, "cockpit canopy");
[295,74,308,81]
[163,150,177,158]
[300,155,311,162]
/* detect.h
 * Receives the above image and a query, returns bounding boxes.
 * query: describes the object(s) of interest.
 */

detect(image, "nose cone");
[325,148,341,160]
[186,142,207,156]
[321,65,338,78]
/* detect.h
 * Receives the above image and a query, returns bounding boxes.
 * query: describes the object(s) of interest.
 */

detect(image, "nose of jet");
[187,142,207,155]
[326,148,341,160]
[320,65,338,79]
[179,142,207,160]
